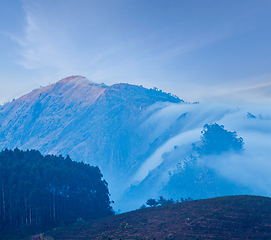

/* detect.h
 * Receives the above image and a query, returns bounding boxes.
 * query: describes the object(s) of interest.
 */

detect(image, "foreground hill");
[41,195,271,240]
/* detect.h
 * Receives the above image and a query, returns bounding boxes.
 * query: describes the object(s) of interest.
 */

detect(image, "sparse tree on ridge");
[146,198,158,207]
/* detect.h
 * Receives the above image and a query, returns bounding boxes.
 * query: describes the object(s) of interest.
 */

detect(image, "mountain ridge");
[0,76,184,210]
[1,76,270,212]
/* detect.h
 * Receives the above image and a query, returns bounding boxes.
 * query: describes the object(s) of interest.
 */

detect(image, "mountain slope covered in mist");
[0,76,270,212]
[0,76,183,210]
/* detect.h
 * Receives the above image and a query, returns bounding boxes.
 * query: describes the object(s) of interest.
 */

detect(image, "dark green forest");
[0,148,114,238]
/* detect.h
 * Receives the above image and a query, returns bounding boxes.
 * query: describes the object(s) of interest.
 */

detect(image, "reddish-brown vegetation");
[43,195,271,240]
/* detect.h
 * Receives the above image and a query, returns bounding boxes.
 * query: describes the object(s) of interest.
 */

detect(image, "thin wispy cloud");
[199,74,271,104]
[15,7,67,71]
[162,29,231,59]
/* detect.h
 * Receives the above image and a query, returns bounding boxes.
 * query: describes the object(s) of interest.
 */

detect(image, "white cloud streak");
[131,102,271,196]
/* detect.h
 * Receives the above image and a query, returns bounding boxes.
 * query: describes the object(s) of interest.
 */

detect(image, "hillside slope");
[42,195,271,240]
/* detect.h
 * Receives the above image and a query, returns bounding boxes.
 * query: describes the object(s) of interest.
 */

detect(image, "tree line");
[140,196,193,208]
[0,148,114,238]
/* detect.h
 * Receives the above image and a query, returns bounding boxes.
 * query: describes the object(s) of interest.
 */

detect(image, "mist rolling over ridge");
[119,101,271,211]
[0,76,270,212]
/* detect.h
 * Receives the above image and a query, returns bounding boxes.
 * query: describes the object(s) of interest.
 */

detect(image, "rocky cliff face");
[1,76,270,212]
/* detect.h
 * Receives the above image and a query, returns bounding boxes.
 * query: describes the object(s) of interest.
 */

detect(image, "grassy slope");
[43,195,271,240]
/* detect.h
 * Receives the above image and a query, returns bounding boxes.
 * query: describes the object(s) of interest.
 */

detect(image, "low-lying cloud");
[133,101,271,197]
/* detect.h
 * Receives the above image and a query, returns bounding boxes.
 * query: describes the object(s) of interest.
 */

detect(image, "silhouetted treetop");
[194,123,244,156]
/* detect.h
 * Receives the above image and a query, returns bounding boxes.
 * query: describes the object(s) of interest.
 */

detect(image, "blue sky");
[0,0,270,104]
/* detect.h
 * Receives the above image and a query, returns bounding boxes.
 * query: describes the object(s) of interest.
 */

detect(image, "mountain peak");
[58,75,86,83]
[56,75,108,89]
[57,75,93,86]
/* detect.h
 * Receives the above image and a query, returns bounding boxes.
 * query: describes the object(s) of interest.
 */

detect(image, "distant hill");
[41,195,271,240]
[1,75,270,212]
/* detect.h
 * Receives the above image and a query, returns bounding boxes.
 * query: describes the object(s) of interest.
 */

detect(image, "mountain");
[0,76,182,209]
[1,76,271,212]
[40,195,271,240]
